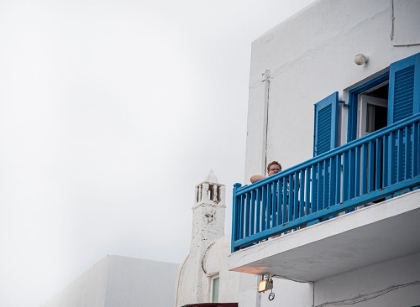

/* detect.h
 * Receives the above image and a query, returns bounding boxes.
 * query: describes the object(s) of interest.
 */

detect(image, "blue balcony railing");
[232,113,420,252]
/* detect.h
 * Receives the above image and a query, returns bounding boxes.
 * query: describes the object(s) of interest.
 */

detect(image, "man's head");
[267,161,282,176]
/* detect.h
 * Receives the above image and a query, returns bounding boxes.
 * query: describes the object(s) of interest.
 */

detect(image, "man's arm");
[250,174,267,183]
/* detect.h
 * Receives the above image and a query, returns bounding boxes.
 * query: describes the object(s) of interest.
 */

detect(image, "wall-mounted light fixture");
[354,54,369,65]
[258,274,273,293]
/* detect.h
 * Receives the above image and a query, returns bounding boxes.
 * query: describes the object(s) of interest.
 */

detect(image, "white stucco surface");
[244,0,420,182]
[204,236,240,303]
[392,0,420,46]
[314,252,420,307]
[42,255,178,307]
[42,256,109,307]
[243,252,420,307]
[175,174,241,307]
[104,256,178,307]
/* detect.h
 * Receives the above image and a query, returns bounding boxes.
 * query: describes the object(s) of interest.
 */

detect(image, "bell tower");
[190,170,226,254]
[175,170,228,306]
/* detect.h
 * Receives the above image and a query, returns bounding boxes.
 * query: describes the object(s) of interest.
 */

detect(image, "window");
[313,53,419,150]
[211,276,219,303]
[348,52,420,142]
[357,83,389,138]
[347,72,389,142]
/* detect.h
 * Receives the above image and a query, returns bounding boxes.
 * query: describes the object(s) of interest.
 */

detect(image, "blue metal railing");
[232,114,420,252]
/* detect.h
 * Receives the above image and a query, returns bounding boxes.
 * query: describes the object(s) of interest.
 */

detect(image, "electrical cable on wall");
[314,280,420,307]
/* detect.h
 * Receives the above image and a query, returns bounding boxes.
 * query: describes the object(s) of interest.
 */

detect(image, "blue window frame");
[347,73,389,142]
[313,92,339,157]
[347,52,420,142]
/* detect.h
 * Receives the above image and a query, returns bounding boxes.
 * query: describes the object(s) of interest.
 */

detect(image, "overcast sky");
[0,1,315,306]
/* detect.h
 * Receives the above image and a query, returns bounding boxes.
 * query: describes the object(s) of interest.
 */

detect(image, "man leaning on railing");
[250,161,283,183]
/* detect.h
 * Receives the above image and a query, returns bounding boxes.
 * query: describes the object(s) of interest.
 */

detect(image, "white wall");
[237,274,313,307]
[42,255,179,307]
[260,278,313,307]
[104,256,178,307]
[240,252,420,307]
[314,252,420,307]
[238,0,420,306]
[237,274,259,307]
[205,236,240,303]
[42,256,109,307]
[176,235,242,307]
[244,0,420,182]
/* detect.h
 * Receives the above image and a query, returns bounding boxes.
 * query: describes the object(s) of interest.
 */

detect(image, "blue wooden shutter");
[313,92,339,157]
[388,52,420,124]
[388,52,420,182]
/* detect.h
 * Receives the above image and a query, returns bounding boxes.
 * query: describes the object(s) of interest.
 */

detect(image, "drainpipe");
[390,0,394,41]
[261,69,270,174]
[255,275,262,307]
[256,291,262,307]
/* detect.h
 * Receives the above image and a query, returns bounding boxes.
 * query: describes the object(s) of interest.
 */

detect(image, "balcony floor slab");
[228,189,420,282]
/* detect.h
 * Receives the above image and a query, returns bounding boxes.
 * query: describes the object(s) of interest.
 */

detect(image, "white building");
[175,171,242,307]
[41,173,244,307]
[229,0,420,306]
[42,255,178,307]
